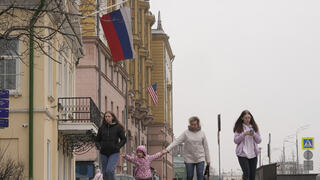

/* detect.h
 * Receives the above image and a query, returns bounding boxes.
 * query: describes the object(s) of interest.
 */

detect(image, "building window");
[64,62,68,96]
[48,45,53,98]
[117,106,119,119]
[0,38,20,92]
[105,96,108,112]
[110,63,114,82]
[111,101,114,112]
[122,76,125,92]
[58,149,63,180]
[117,72,119,87]
[47,140,51,180]
[105,58,108,75]
[69,68,73,96]
[69,157,72,180]
[64,154,67,180]
[57,55,63,97]
[122,110,125,124]
[76,162,94,179]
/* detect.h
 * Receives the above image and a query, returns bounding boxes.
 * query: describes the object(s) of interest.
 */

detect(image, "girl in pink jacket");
[121,145,166,180]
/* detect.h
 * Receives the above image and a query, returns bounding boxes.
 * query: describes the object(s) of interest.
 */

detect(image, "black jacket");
[95,122,126,156]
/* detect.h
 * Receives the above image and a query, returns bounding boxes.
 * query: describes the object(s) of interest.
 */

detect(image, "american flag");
[147,83,158,106]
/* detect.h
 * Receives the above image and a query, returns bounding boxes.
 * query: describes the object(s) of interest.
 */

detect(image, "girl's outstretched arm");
[123,154,139,165]
[148,151,164,161]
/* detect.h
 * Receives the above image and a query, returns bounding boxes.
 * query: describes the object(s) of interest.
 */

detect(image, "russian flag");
[100,7,135,62]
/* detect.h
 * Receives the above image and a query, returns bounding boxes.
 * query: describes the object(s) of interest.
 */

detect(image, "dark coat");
[95,122,126,156]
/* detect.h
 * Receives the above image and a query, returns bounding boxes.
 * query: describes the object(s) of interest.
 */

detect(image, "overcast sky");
[150,0,320,174]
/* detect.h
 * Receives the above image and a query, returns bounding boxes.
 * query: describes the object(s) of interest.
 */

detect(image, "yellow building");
[78,0,174,178]
[0,1,97,179]
[122,0,159,176]
[148,12,175,180]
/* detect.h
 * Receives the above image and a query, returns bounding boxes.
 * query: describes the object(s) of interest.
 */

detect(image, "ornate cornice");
[145,58,153,67]
[138,0,150,10]
[139,48,148,57]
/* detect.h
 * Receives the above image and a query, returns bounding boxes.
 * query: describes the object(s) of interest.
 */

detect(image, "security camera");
[22,124,29,128]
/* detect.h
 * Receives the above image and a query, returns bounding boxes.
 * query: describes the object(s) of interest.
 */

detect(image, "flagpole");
[81,0,130,19]
[218,114,221,180]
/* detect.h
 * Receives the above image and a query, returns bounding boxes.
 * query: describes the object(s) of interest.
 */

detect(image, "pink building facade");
[75,36,148,177]
[76,36,129,175]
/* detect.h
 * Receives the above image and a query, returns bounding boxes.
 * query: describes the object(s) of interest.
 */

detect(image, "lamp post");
[285,124,310,174]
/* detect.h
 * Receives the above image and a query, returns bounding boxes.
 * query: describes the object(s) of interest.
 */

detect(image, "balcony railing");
[58,97,101,131]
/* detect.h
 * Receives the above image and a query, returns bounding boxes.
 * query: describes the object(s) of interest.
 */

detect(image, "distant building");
[173,144,186,180]
[277,161,304,174]
[148,11,175,180]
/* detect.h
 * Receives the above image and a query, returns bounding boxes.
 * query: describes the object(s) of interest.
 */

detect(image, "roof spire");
[157,11,163,30]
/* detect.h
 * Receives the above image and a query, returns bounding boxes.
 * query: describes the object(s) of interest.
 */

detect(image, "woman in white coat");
[164,116,211,180]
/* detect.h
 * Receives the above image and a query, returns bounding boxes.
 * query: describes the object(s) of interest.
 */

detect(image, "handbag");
[204,164,210,178]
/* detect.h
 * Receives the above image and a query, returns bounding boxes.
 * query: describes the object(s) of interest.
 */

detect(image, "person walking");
[121,145,166,180]
[95,111,127,180]
[233,110,262,180]
[164,116,211,180]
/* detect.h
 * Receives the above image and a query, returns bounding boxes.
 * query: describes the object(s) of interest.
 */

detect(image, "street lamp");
[285,124,310,174]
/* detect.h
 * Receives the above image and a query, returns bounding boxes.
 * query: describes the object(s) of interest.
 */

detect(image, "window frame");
[0,39,20,95]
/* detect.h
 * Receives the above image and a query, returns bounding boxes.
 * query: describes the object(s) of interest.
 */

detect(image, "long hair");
[233,110,259,133]
[103,111,125,130]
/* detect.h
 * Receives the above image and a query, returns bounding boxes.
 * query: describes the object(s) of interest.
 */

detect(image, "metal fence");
[256,163,319,180]
[58,97,101,128]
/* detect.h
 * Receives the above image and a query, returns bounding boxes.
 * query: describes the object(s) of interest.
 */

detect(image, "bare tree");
[0,0,84,64]
[0,147,24,180]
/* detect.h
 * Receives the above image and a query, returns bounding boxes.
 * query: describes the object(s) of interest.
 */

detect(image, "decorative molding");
[139,48,148,57]
[10,108,57,120]
[138,0,150,9]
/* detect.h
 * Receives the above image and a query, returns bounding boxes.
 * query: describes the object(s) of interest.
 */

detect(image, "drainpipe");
[29,0,45,179]
[96,0,101,110]
[125,71,129,174]
[96,0,102,169]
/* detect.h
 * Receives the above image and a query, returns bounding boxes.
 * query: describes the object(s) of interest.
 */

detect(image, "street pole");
[218,114,221,180]
[282,142,286,163]
[259,147,262,167]
[296,134,299,174]
[268,133,271,164]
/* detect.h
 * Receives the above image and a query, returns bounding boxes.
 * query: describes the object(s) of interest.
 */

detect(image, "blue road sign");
[302,137,314,150]
[0,109,9,118]
[0,99,9,108]
[0,119,8,128]
[0,90,9,99]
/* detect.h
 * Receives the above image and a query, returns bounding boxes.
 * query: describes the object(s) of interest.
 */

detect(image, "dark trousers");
[237,156,257,180]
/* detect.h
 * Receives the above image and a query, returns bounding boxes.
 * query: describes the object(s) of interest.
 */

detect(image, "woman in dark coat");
[95,111,126,180]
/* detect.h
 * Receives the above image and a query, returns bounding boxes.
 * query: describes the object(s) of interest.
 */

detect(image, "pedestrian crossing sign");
[302,137,314,150]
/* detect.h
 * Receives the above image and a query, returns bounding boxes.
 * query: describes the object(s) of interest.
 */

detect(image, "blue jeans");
[100,153,119,180]
[185,161,205,180]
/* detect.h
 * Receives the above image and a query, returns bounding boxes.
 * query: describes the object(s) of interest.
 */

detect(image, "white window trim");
[64,62,68,97]
[0,38,21,96]
[48,46,54,101]
[69,67,73,97]
[1,56,21,96]
[57,55,63,97]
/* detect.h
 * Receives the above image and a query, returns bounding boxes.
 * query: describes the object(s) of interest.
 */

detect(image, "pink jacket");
[124,146,163,179]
